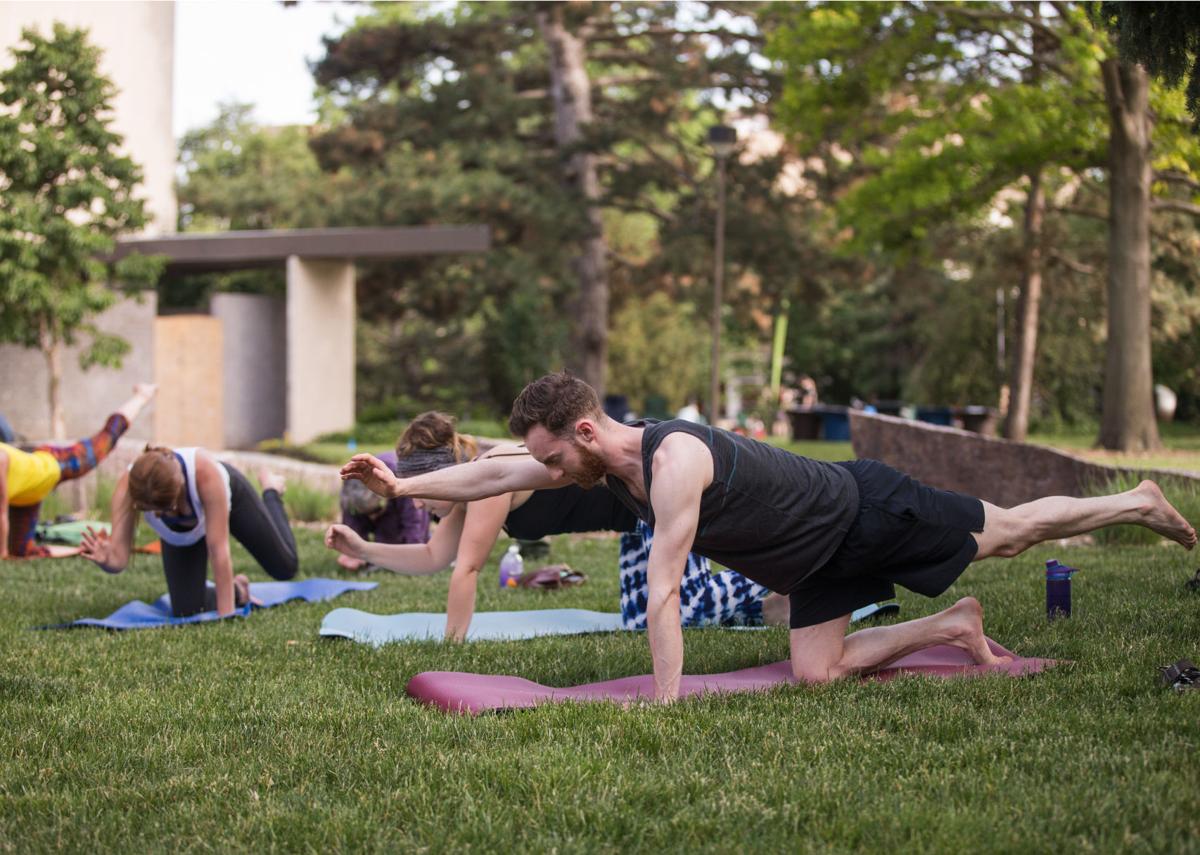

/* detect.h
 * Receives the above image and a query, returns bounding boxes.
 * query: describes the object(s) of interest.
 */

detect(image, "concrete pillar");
[211,293,286,449]
[286,256,355,445]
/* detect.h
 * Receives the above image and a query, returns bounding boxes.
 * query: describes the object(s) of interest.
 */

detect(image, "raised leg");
[973,480,1196,560]
[789,596,1008,683]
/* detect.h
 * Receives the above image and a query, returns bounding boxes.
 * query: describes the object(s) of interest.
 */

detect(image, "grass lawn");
[2,527,1199,851]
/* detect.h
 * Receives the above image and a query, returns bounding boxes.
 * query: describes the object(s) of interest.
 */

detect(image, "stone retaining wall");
[849,411,1199,507]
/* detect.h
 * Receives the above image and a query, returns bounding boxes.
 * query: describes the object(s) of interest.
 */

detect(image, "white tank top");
[141,447,232,547]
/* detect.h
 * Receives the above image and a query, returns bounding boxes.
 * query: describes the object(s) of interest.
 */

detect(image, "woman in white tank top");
[80,446,299,617]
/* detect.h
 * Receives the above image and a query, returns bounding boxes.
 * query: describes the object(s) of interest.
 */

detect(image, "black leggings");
[162,464,299,616]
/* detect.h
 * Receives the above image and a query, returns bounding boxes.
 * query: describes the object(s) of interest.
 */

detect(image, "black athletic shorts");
[788,459,985,629]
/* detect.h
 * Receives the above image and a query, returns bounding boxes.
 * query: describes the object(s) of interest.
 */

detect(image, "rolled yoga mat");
[407,639,1058,714]
[320,602,899,647]
[42,578,378,630]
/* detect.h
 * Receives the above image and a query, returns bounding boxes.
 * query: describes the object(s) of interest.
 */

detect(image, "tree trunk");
[1099,59,1161,452]
[538,3,609,396]
[40,318,66,440]
[1003,169,1045,442]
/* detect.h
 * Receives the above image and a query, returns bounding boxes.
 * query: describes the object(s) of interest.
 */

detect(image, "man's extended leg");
[973,480,1196,560]
[789,596,1007,683]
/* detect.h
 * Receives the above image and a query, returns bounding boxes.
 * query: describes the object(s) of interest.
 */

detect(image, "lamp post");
[707,124,736,426]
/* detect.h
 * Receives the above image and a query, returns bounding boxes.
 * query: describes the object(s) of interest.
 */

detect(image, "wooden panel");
[154,315,224,448]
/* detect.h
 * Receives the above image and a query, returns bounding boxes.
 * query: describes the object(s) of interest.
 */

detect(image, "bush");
[283,481,339,524]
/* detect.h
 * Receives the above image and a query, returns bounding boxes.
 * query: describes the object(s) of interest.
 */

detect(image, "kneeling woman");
[327,412,777,640]
[81,447,299,617]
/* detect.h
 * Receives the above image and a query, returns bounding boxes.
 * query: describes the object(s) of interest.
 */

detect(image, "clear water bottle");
[1045,559,1079,620]
[498,544,524,589]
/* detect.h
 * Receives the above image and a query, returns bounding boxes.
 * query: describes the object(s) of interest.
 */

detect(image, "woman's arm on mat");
[644,433,713,703]
[444,494,512,642]
[80,473,137,572]
[195,452,236,616]
[341,453,569,502]
[325,503,465,574]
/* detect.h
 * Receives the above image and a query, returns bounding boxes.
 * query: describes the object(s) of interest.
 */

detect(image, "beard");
[571,442,609,489]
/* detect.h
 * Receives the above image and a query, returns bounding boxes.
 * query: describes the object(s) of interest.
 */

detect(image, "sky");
[173,0,365,138]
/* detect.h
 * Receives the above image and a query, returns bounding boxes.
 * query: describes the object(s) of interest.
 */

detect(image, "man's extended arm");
[341,453,568,502]
[644,433,712,703]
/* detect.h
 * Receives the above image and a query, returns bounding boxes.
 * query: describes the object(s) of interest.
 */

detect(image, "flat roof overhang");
[112,225,491,275]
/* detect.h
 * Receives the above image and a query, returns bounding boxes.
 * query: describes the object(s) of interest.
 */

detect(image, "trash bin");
[916,406,953,426]
[603,394,631,423]
[816,405,851,441]
[786,407,821,440]
[956,406,998,436]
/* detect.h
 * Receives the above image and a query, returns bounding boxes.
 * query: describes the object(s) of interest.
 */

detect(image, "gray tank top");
[604,420,859,593]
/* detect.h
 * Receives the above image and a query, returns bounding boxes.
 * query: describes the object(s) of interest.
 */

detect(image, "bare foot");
[1134,480,1197,549]
[942,597,1011,668]
[761,592,789,627]
[133,382,158,401]
[257,467,287,495]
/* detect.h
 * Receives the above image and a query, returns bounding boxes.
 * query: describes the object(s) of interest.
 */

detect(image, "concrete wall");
[286,257,356,445]
[0,1,177,234]
[211,293,287,449]
[154,315,223,448]
[0,292,158,442]
[850,411,1199,507]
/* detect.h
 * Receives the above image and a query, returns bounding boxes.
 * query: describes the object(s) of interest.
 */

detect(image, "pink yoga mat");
[406,639,1059,714]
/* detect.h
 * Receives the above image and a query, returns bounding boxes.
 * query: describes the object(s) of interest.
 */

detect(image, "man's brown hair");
[128,446,183,512]
[508,372,603,438]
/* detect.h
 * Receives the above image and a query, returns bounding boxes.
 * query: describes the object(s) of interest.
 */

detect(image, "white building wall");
[0,1,177,233]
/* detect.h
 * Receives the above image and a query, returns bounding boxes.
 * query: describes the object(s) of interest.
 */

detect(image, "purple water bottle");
[1045,559,1078,620]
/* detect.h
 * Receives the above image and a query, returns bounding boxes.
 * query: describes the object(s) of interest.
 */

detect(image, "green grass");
[2,528,1199,851]
[1029,422,1200,473]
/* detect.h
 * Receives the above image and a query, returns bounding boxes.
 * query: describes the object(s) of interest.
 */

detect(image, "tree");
[770,2,1200,449]
[769,1,1105,441]
[311,1,781,402]
[0,25,161,437]
[1100,2,1200,130]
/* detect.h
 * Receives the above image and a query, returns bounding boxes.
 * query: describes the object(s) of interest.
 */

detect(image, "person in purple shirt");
[336,450,430,571]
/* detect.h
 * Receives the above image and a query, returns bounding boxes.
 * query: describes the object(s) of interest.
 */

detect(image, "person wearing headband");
[326,411,782,640]
[336,451,430,572]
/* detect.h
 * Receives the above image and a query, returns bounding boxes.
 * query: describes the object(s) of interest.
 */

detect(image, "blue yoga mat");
[319,602,899,647]
[44,578,378,630]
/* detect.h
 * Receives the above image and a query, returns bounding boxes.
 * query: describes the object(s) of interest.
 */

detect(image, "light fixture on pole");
[707,123,736,426]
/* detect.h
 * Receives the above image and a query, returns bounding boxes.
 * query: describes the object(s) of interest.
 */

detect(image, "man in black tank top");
[348,373,1196,703]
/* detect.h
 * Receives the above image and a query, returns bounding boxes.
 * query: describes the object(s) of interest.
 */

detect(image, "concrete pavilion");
[112,225,490,448]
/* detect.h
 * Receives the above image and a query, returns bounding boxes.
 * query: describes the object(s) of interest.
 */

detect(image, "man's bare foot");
[1134,480,1197,549]
[133,382,157,401]
[942,597,1011,668]
[762,592,789,627]
[257,468,287,495]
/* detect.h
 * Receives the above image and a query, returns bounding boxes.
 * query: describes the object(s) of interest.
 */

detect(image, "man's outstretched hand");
[340,453,400,499]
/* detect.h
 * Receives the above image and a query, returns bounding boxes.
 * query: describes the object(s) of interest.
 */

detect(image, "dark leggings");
[162,464,299,616]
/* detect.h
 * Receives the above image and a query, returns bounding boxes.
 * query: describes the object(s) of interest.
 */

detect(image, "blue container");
[820,411,851,441]
[916,406,954,426]
[1045,559,1079,620]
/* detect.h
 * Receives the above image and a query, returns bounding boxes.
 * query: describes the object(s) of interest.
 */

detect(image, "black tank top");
[502,484,639,540]
[604,420,859,593]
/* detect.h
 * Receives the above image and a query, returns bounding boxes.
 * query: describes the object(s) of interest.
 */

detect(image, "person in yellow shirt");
[0,384,155,559]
